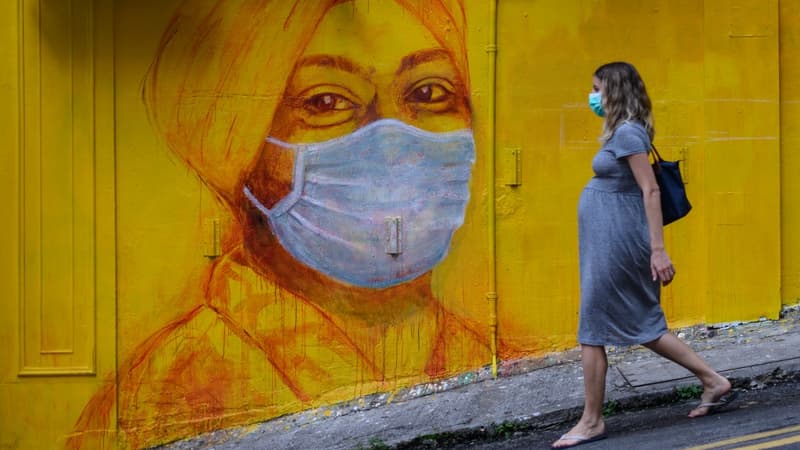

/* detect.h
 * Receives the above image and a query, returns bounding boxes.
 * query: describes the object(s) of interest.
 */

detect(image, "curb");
[390,365,800,450]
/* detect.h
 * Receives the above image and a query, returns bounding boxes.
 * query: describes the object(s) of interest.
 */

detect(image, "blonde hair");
[594,62,654,143]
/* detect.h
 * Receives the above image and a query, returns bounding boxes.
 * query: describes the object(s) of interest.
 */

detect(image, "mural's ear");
[141,0,338,206]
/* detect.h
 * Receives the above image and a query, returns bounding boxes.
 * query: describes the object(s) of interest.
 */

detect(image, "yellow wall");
[495,0,782,357]
[782,0,800,304]
[0,1,794,449]
[1,0,117,448]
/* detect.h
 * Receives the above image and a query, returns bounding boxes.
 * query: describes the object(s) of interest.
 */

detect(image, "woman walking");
[552,62,734,449]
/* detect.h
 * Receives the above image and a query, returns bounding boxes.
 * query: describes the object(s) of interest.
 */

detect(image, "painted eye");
[291,86,362,128]
[403,78,463,115]
[406,83,452,104]
[305,93,355,113]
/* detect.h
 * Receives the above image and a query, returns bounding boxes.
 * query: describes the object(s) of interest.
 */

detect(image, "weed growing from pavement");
[603,399,621,417]
[675,385,703,401]
[394,420,534,449]
[491,421,523,438]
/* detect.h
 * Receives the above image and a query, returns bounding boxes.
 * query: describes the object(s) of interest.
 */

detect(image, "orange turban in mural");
[143,0,470,206]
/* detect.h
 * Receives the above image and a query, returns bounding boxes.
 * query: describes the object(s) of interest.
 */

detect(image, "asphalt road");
[443,380,800,450]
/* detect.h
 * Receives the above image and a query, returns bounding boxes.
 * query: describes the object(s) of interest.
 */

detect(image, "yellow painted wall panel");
[2,383,112,450]
[0,0,21,388]
[781,0,800,304]
[1,0,117,449]
[494,0,714,354]
[18,0,97,374]
[494,0,781,353]
[703,0,780,322]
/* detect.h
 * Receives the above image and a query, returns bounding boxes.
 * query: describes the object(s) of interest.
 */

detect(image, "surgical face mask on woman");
[588,92,605,117]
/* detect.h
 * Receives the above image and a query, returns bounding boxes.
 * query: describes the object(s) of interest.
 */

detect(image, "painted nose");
[360,94,402,126]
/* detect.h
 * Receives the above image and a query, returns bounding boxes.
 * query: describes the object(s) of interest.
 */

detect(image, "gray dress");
[577,121,668,346]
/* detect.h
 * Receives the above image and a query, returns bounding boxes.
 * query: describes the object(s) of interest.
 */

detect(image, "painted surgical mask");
[244,119,475,289]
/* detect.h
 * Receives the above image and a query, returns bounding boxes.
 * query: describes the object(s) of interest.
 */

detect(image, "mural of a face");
[242,0,474,289]
[67,3,484,449]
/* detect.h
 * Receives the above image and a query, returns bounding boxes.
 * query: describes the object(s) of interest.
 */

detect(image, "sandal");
[551,433,608,449]
[689,390,739,417]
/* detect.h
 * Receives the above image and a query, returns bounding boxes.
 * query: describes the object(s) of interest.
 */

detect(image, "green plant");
[602,399,620,417]
[675,385,703,401]
[492,421,520,438]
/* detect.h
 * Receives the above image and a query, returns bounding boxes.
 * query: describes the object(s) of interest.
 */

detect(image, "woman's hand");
[651,248,675,286]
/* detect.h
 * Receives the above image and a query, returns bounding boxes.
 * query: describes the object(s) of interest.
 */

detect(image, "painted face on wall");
[243,0,475,289]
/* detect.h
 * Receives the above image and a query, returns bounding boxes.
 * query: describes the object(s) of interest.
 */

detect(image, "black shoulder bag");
[650,145,691,226]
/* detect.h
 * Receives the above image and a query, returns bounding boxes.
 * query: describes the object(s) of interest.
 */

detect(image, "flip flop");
[690,390,740,417]
[551,433,608,449]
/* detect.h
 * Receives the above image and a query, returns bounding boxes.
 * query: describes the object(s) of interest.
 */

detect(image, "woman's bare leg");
[643,333,731,417]
[552,344,608,448]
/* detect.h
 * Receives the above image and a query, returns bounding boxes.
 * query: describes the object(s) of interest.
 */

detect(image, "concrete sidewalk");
[158,307,800,450]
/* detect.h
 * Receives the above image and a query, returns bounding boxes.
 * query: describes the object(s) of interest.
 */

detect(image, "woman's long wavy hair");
[594,62,654,143]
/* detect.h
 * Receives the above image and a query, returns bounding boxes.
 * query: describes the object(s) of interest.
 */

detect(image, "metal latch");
[385,216,402,255]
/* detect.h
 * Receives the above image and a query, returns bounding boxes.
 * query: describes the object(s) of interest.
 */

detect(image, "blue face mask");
[588,92,605,117]
[244,119,475,289]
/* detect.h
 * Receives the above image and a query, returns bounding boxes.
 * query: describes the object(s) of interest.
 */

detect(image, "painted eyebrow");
[294,49,455,79]
[295,54,371,79]
[396,48,453,75]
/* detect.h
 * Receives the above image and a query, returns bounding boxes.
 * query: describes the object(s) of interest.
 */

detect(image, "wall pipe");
[486,0,499,379]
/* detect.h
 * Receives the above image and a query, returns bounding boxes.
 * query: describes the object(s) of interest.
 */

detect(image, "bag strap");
[650,144,663,175]
[650,144,664,163]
